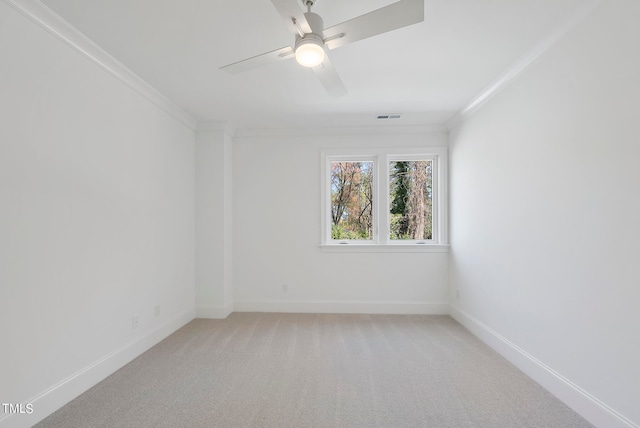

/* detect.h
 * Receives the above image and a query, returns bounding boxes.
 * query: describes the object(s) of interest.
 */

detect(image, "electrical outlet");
[154,305,160,317]
[132,316,139,330]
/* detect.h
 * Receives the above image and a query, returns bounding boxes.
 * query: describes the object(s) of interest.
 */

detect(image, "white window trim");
[320,147,449,252]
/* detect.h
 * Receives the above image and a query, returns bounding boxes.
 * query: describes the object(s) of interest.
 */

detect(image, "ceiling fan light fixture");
[295,34,325,68]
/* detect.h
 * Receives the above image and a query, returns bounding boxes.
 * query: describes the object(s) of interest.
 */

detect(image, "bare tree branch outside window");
[330,161,373,240]
[389,160,432,240]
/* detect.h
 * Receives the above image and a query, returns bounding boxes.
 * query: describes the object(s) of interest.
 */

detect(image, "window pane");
[389,160,433,240]
[330,161,374,240]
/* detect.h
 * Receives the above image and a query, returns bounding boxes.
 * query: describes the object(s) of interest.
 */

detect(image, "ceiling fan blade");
[323,0,424,50]
[312,54,347,98]
[220,46,294,74]
[270,0,312,35]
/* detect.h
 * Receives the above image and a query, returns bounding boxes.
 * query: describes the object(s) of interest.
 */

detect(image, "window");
[321,148,448,251]
[330,160,374,241]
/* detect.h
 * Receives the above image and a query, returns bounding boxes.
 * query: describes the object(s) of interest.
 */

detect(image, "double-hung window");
[321,148,448,251]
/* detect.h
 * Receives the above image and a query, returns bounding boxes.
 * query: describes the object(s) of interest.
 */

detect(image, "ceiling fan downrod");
[304,0,315,13]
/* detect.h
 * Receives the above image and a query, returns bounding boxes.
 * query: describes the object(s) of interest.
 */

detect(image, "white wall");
[195,125,233,318]
[232,130,449,314]
[448,1,640,427]
[0,3,195,426]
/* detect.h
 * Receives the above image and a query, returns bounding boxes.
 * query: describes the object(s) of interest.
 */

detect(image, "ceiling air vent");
[376,114,402,120]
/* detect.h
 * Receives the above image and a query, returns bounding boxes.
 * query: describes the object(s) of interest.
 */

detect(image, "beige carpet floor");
[36,313,593,427]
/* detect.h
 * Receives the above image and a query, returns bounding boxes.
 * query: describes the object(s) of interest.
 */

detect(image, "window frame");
[321,147,449,252]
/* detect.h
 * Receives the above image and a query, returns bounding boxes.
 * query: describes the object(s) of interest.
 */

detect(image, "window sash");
[385,155,438,244]
[325,155,377,244]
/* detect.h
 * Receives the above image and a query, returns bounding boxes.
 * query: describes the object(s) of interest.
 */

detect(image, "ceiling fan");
[220,0,424,97]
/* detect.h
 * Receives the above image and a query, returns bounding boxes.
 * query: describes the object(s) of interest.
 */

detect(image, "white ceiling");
[39,0,590,130]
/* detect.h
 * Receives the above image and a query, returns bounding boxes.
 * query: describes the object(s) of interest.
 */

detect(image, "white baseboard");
[449,305,638,428]
[0,308,195,428]
[195,303,234,319]
[233,299,449,315]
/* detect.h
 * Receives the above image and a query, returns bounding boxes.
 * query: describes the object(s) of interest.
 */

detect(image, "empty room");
[1,0,638,427]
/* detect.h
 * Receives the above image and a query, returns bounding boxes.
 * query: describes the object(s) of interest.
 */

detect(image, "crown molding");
[196,121,236,137]
[447,0,604,131]
[233,124,448,139]
[3,0,198,131]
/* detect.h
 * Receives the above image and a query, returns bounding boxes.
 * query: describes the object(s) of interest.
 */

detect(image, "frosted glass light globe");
[295,37,325,67]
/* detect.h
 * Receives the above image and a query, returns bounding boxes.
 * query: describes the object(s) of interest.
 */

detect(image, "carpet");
[36,313,593,427]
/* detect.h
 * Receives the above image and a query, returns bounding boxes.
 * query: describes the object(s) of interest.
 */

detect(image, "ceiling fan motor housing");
[303,11,324,34]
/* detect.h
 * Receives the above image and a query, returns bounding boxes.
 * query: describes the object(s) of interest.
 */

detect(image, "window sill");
[319,244,450,253]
